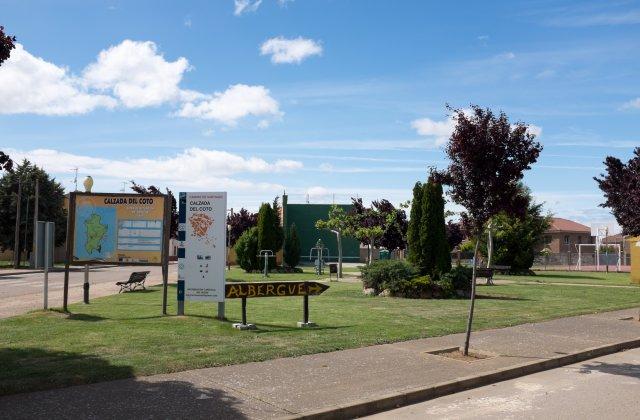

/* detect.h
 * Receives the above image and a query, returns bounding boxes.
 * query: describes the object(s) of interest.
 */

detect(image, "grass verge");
[1,273,639,395]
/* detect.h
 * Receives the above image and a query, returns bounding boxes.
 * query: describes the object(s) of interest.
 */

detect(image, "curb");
[284,337,640,420]
[0,265,121,277]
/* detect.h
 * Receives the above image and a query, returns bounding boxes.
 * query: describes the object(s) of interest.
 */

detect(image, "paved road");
[368,348,640,420]
[0,264,176,318]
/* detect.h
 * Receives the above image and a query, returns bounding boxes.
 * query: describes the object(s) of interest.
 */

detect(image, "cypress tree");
[419,180,451,275]
[284,223,301,268]
[257,203,277,269]
[407,182,423,269]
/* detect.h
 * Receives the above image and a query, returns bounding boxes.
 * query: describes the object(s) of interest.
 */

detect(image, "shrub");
[235,227,258,272]
[440,265,472,291]
[360,260,416,294]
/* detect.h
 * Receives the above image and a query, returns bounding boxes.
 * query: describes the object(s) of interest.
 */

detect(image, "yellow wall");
[631,237,640,284]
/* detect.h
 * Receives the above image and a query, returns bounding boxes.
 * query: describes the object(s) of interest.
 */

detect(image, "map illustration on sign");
[72,193,166,264]
[188,213,215,245]
[75,205,117,260]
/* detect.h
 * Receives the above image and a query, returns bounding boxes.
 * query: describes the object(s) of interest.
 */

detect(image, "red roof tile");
[547,217,591,233]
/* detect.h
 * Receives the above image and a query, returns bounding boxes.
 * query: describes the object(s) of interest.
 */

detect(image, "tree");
[316,205,351,278]
[445,220,464,251]
[491,192,551,272]
[0,26,16,66]
[0,151,13,172]
[129,181,178,239]
[419,179,451,275]
[227,208,257,246]
[235,227,259,272]
[284,223,301,268]
[272,196,285,252]
[0,160,67,261]
[594,147,640,236]
[441,105,542,355]
[407,182,424,268]
[0,27,16,171]
[347,198,392,265]
[257,202,280,269]
[373,199,408,251]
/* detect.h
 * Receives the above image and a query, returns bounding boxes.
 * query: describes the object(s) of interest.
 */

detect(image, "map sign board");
[177,192,227,303]
[70,193,167,265]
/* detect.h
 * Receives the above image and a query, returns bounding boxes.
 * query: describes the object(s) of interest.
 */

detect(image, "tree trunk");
[486,223,493,268]
[463,237,480,356]
[368,237,374,265]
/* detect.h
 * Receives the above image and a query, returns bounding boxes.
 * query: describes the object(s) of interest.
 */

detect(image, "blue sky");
[1,0,639,225]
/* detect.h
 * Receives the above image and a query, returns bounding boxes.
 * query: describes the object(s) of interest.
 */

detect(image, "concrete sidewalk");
[1,308,639,419]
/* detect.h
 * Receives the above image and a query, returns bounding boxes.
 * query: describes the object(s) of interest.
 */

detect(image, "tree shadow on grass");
[476,295,532,301]
[0,348,252,419]
[578,361,640,379]
[534,274,608,281]
[65,313,107,322]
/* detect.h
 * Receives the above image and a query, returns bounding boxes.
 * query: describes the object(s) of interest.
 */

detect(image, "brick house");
[538,218,594,254]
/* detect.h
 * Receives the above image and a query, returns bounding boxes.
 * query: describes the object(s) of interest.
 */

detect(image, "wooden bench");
[475,267,494,285]
[490,265,511,275]
[116,271,150,293]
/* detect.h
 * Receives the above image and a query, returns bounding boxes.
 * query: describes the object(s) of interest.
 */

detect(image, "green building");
[281,195,360,263]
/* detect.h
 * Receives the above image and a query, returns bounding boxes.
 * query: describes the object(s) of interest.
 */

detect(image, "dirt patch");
[425,346,495,362]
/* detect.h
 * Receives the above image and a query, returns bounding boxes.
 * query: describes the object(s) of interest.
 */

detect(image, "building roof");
[547,217,591,233]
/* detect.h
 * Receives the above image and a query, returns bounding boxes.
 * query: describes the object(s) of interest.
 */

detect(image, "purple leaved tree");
[441,105,542,355]
[594,147,640,237]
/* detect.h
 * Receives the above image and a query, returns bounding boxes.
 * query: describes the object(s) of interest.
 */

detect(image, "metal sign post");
[43,222,54,310]
[83,264,90,304]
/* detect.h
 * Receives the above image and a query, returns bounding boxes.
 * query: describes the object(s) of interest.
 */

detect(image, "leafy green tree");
[235,227,258,272]
[272,196,284,252]
[419,179,451,275]
[491,194,551,272]
[316,205,351,278]
[257,202,279,269]
[284,223,301,268]
[0,160,67,261]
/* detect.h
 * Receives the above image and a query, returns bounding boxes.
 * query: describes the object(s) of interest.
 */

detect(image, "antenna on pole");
[71,167,79,191]
[121,181,127,193]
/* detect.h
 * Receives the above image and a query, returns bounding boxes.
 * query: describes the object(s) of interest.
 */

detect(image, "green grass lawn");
[2,271,640,396]
[496,270,638,286]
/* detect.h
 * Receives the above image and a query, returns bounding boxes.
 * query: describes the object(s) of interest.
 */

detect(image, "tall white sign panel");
[178,192,226,305]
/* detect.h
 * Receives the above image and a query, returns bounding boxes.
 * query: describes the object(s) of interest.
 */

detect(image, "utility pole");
[13,180,22,269]
[32,178,39,268]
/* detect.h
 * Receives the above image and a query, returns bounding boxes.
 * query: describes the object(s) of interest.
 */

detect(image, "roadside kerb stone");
[288,337,640,420]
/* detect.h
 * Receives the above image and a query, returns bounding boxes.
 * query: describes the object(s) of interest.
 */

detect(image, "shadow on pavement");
[0,348,250,419]
[578,361,640,379]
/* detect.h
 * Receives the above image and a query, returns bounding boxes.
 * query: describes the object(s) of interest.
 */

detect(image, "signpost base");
[233,323,256,330]
[297,321,317,328]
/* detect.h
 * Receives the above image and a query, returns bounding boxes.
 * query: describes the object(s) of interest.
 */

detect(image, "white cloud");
[526,124,543,137]
[7,148,301,191]
[622,97,640,109]
[177,84,282,125]
[412,112,542,147]
[83,40,190,108]
[260,36,322,64]
[234,0,262,15]
[0,44,116,115]
[0,41,281,127]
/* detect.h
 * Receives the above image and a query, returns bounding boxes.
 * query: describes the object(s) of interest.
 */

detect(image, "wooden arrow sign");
[225,281,329,299]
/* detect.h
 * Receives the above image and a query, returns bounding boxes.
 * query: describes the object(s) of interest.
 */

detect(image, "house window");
[545,236,551,245]
[564,235,570,245]
[577,236,582,244]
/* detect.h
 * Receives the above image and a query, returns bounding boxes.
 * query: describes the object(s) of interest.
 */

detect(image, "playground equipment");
[309,239,330,275]
[258,250,275,277]
[575,223,622,272]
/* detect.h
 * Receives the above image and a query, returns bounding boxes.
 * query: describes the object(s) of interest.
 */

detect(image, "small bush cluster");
[361,260,472,299]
